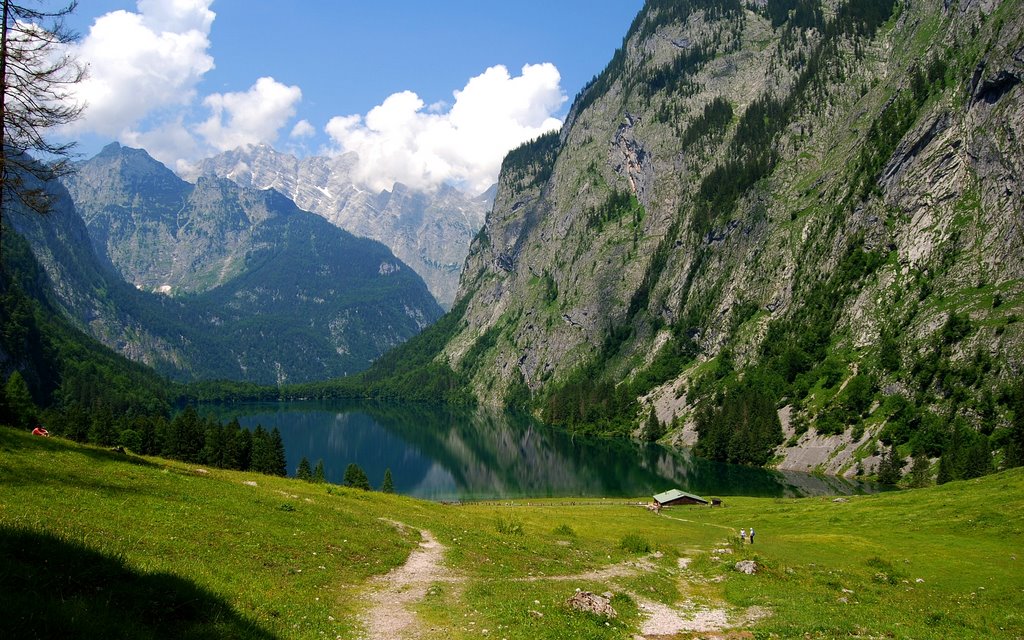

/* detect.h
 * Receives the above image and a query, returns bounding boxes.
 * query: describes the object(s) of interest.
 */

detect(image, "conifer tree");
[381,468,394,493]
[200,422,226,467]
[221,418,243,470]
[270,427,287,476]
[906,453,931,488]
[88,402,116,446]
[3,370,35,427]
[236,427,253,471]
[170,405,204,462]
[344,463,371,490]
[296,456,312,481]
[313,459,326,483]
[936,450,955,485]
[962,437,992,480]
[1007,381,1024,468]
[876,446,903,485]
[249,425,274,474]
[643,410,664,442]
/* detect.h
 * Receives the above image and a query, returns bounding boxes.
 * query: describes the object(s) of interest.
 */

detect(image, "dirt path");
[361,522,455,639]
[359,522,765,639]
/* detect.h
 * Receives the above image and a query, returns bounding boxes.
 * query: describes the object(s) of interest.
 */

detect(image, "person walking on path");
[749,528,755,544]
[739,528,747,543]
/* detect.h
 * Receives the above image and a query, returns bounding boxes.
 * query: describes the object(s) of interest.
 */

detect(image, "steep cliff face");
[438,0,1024,474]
[189,144,490,308]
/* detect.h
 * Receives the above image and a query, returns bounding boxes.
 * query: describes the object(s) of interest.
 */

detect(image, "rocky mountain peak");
[191,144,490,309]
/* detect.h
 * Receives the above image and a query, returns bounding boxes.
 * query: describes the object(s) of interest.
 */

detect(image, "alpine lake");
[199,400,881,502]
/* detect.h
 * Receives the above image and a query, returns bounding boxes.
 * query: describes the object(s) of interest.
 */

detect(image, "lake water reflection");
[202,401,879,501]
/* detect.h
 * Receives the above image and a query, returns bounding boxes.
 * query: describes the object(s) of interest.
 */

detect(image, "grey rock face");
[436,0,1024,465]
[188,144,491,309]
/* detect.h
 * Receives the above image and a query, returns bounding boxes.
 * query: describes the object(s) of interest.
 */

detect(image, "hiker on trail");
[749,528,755,544]
[739,528,746,543]
[31,425,49,437]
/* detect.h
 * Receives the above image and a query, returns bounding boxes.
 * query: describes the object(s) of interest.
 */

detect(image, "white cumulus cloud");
[290,119,315,139]
[69,0,215,137]
[197,77,302,152]
[325,63,565,195]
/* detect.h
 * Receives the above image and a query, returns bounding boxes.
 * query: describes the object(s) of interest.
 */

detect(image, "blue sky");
[63,1,643,192]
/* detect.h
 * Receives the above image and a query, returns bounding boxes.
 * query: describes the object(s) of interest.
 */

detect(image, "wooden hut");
[653,489,710,508]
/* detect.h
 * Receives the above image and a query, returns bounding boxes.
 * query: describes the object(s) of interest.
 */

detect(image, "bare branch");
[1,0,87,250]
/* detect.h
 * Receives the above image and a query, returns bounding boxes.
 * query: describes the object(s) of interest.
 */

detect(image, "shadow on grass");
[0,527,277,639]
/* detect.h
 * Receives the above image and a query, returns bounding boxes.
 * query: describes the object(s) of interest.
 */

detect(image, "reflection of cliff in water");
[200,401,879,501]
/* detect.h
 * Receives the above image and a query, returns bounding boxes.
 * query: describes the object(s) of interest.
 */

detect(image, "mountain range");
[187,144,492,309]
[6,143,442,385]
[4,0,1023,480]
[387,0,1024,476]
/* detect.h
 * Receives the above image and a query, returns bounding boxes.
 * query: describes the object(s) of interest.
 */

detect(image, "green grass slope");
[2,426,1021,639]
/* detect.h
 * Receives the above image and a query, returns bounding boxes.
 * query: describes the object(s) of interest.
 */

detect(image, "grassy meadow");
[1,426,1021,639]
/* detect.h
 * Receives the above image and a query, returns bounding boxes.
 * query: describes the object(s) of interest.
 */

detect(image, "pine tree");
[270,427,287,477]
[170,406,204,462]
[236,427,253,471]
[876,446,903,485]
[381,468,394,493]
[296,456,312,481]
[344,463,371,490]
[3,370,35,427]
[200,422,226,467]
[643,410,664,442]
[1007,381,1024,468]
[962,437,992,479]
[221,418,244,470]
[906,453,931,488]
[313,459,326,483]
[936,450,955,485]
[88,403,116,446]
[249,425,274,474]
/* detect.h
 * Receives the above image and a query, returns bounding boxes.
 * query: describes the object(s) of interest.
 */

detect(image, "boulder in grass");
[566,590,617,618]
[734,560,759,574]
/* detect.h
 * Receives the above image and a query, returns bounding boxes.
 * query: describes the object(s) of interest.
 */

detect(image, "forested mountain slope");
[7,146,442,384]
[418,0,1024,476]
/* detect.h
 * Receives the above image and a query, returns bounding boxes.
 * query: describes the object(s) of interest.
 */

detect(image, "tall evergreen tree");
[906,453,931,488]
[642,410,664,442]
[88,402,116,446]
[236,427,253,471]
[1007,381,1024,468]
[876,446,903,485]
[220,418,243,470]
[343,463,371,490]
[170,405,204,462]
[936,450,955,485]
[270,427,287,477]
[3,370,35,427]
[296,456,312,481]
[962,437,992,480]
[313,459,326,483]
[249,425,274,474]
[200,422,226,467]
[381,468,394,493]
